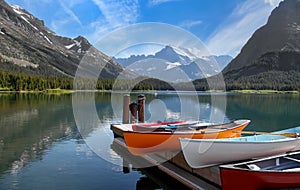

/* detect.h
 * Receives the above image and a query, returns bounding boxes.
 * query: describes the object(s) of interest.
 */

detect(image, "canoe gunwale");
[125,119,251,135]
[180,135,298,144]
[220,150,300,172]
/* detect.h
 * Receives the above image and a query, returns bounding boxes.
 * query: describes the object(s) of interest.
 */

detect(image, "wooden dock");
[111,124,222,190]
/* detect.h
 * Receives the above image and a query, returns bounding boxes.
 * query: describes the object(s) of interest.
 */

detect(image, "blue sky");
[6,0,283,57]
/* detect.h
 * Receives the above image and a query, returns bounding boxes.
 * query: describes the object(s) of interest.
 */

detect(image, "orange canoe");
[123,119,251,155]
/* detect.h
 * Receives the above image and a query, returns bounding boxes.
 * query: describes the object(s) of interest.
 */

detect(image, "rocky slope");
[0,0,133,78]
[223,0,300,84]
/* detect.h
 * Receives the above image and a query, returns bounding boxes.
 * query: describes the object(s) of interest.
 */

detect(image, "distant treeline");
[1,70,299,92]
[0,71,156,91]
[225,71,300,91]
[0,71,72,91]
[191,71,300,91]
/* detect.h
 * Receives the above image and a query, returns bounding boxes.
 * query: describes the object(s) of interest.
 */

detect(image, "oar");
[235,131,300,138]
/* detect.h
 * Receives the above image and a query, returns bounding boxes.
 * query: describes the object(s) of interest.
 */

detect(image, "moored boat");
[220,151,300,190]
[179,130,300,169]
[132,121,213,132]
[123,119,250,155]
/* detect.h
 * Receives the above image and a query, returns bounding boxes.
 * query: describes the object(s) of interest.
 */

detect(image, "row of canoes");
[121,119,300,189]
[123,119,251,155]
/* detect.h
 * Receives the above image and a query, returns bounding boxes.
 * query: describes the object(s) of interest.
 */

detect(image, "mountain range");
[0,0,134,79]
[114,46,232,82]
[0,0,299,90]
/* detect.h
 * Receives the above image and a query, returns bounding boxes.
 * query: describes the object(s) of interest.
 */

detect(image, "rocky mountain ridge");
[0,0,132,79]
[224,0,300,79]
[115,45,232,82]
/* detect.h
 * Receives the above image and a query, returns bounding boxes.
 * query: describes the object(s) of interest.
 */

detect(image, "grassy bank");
[0,87,10,91]
[231,90,300,94]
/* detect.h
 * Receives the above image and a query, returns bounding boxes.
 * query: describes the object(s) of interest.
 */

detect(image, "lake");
[0,92,299,190]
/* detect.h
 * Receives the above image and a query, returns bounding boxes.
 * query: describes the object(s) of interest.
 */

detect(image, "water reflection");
[0,92,300,190]
[225,93,300,131]
[111,138,189,190]
[4,92,296,173]
[0,93,78,175]
[136,168,188,190]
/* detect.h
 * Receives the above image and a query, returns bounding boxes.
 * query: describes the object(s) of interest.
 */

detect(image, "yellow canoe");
[123,119,251,155]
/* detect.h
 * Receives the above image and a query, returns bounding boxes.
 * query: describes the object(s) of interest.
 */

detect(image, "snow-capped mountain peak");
[114,45,232,82]
[154,45,192,65]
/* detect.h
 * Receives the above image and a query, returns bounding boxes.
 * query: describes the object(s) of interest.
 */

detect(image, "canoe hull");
[221,168,300,190]
[180,135,299,168]
[220,151,300,190]
[124,120,250,155]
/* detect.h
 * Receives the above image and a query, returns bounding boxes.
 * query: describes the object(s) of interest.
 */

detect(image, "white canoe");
[180,134,300,169]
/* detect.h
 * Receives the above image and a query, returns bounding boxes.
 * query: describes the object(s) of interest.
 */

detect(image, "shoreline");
[0,89,299,95]
[0,88,157,94]
[230,90,300,94]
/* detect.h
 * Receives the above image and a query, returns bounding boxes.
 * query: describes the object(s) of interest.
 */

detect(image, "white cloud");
[206,0,283,57]
[94,22,209,58]
[179,20,203,29]
[115,44,164,58]
[58,0,82,26]
[90,0,140,41]
[148,0,181,7]
[264,0,283,8]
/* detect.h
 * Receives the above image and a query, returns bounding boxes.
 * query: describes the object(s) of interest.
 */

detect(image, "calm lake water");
[0,92,299,190]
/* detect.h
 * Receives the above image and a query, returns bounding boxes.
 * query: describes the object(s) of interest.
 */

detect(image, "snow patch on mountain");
[166,62,181,70]
[44,35,52,44]
[11,5,30,17]
[11,5,38,31]
[74,40,82,47]
[65,39,84,53]
[173,47,202,61]
[65,43,75,49]
[40,32,53,44]
[20,15,38,30]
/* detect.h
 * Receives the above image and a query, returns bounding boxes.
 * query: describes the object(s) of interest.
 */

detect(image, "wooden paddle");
[234,131,300,138]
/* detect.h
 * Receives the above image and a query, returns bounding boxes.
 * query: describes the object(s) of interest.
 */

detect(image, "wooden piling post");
[122,159,130,174]
[122,94,130,124]
[138,94,145,123]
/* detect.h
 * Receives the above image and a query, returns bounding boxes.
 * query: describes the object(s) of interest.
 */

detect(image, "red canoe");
[220,151,300,190]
